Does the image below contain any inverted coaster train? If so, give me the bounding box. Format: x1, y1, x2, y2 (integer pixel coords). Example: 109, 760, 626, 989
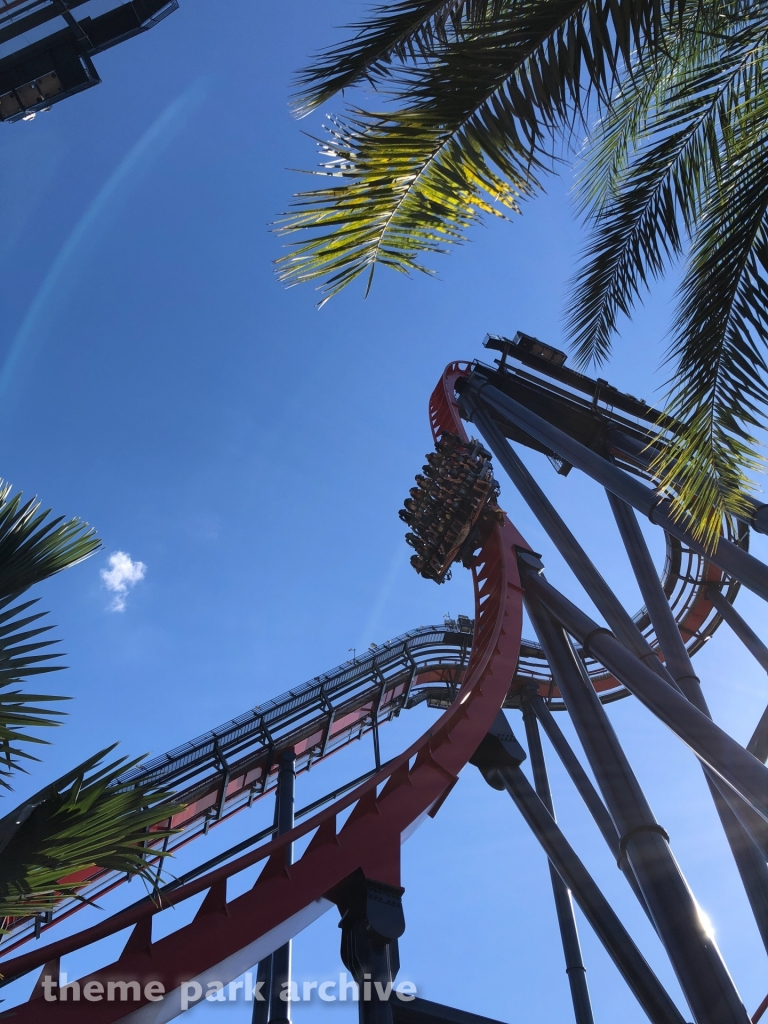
4, 335, 768, 1024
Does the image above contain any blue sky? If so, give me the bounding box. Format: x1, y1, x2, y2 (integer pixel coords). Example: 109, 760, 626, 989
1, 0, 768, 1020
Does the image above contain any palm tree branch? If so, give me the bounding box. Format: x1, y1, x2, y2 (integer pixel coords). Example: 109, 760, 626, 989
651, 114, 768, 546
0, 483, 100, 601
0, 748, 183, 919
294, 0, 494, 114
280, 0, 725, 299
277, 101, 542, 302
0, 598, 77, 786
279, 0, 630, 297
566, 19, 768, 366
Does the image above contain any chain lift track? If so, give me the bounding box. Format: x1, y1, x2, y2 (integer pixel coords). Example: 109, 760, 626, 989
5, 339, 768, 1024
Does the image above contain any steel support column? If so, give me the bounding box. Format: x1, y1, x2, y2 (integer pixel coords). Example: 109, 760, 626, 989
528, 692, 652, 919
608, 493, 768, 954
706, 586, 768, 674
470, 714, 686, 1024
749, 705, 768, 764
269, 750, 297, 1024
522, 701, 595, 1024
331, 871, 405, 1024
463, 400, 668, 682
524, 570, 768, 825
252, 957, 273, 1024
458, 377, 768, 603
523, 589, 750, 1024
527, 695, 619, 854
465, 398, 768, 866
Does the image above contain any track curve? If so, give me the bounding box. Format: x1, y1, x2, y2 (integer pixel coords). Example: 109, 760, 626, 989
1, 362, 529, 1022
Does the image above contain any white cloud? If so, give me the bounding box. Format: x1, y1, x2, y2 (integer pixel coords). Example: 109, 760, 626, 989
100, 551, 147, 612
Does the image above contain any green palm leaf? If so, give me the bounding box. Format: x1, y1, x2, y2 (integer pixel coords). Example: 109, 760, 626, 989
279, 0, 702, 300
284, 0, 768, 539
0, 596, 71, 787
565, 15, 768, 543
0, 748, 181, 920
277, 107, 538, 303
0, 482, 100, 601
655, 98, 768, 546
0, 486, 177, 922
295, 0, 493, 114
568, 13, 768, 365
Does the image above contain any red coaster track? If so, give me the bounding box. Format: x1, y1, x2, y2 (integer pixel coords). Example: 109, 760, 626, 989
0, 362, 528, 1022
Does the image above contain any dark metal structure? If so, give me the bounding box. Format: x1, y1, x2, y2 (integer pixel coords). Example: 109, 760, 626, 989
1, 620, 474, 952
3, 335, 768, 1024
0, 0, 177, 122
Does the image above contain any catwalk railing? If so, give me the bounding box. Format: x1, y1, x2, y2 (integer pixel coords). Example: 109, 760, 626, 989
0, 620, 473, 953
0, 358, 528, 1024
4, 341, 768, 1024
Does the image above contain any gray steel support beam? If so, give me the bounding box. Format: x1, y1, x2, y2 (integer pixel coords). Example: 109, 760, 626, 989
524, 570, 768, 825
252, 957, 273, 1024
463, 400, 669, 681
706, 587, 768, 673
334, 873, 404, 1024
523, 592, 750, 1024
749, 705, 768, 764
471, 716, 687, 1024
458, 376, 768, 603
528, 694, 619, 854
608, 494, 768, 952
522, 702, 595, 1024
528, 693, 652, 919
608, 428, 768, 539
606, 495, 700, 691
466, 397, 768, 880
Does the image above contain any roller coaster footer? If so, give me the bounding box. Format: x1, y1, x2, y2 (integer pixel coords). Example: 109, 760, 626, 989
251, 740, 502, 1024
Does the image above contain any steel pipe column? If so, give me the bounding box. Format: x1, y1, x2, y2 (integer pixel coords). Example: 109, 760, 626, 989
524, 588, 750, 1024
470, 715, 686, 1024
332, 872, 405, 1024
522, 701, 595, 1024
706, 587, 768, 674
608, 494, 768, 954
465, 398, 768, 876
526, 695, 619, 853
458, 376, 768, 604
527, 693, 652, 919
252, 957, 273, 1024
524, 571, 768, 824
462, 400, 669, 682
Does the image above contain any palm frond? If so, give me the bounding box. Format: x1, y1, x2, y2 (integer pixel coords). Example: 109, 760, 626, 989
0, 597, 73, 787
277, 106, 539, 303
280, 0, 703, 299
651, 95, 768, 547
567, 11, 768, 366
0, 748, 181, 919
294, 0, 496, 115
0, 482, 100, 602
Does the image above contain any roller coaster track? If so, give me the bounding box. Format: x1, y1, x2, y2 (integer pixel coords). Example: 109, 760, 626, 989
0, 361, 529, 1022
3, 340, 762, 1023
1, 619, 475, 951
0, 337, 741, 956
